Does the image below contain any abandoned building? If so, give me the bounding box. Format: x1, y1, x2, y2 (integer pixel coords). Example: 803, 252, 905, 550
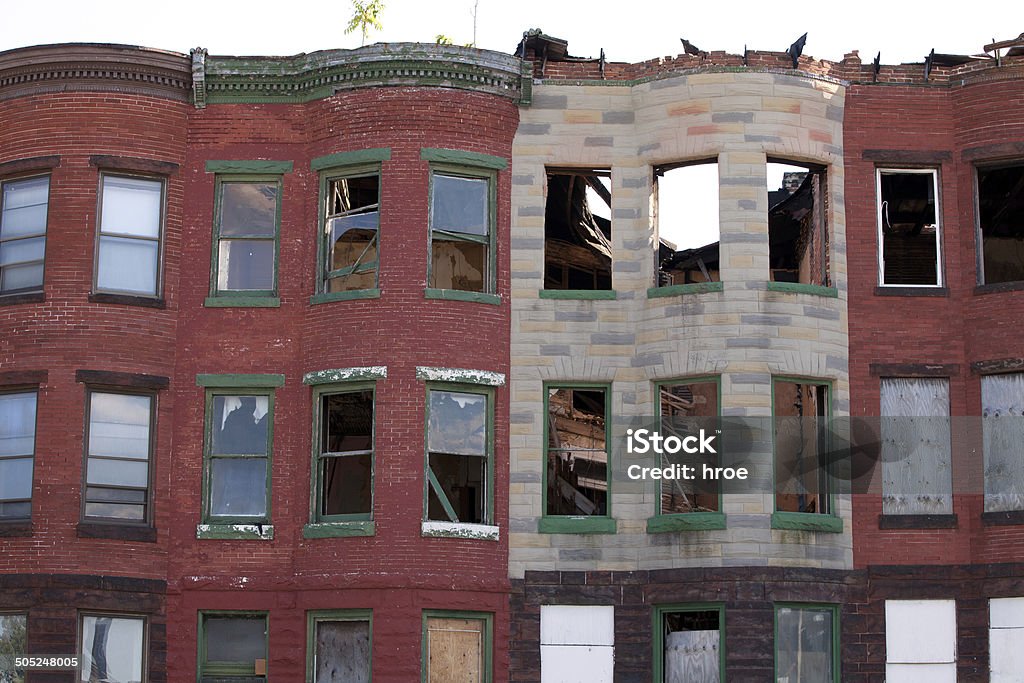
2, 27, 1024, 683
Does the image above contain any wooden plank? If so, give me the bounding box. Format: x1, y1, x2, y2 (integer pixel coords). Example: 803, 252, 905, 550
428, 618, 483, 683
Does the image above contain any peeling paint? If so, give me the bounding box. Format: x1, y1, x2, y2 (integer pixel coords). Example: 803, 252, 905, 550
421, 521, 500, 540
415, 366, 506, 386
303, 366, 387, 385
195, 524, 275, 540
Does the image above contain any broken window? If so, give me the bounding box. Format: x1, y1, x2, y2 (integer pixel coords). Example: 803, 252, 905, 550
982, 373, 1024, 512
977, 162, 1024, 284
880, 378, 951, 515
656, 607, 722, 683
423, 612, 490, 683
0, 613, 27, 683
885, 600, 956, 681
877, 168, 941, 286
429, 170, 493, 293
659, 380, 719, 513
775, 605, 837, 683
205, 392, 272, 522
773, 380, 830, 515
309, 611, 371, 683
316, 389, 374, 520
212, 178, 279, 296
425, 389, 490, 524
0, 174, 49, 294
544, 169, 612, 290
768, 161, 829, 286
79, 614, 145, 683
199, 613, 267, 682
655, 161, 720, 286
84, 391, 153, 522
0, 390, 36, 520
323, 172, 379, 293
546, 386, 608, 517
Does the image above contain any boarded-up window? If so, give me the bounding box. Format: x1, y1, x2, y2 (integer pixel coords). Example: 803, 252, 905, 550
546, 387, 608, 516
312, 616, 371, 683
982, 374, 1024, 512
657, 607, 721, 683
776, 605, 836, 683
885, 600, 956, 683
877, 168, 941, 286
540, 605, 614, 683
773, 381, 830, 514
659, 381, 719, 513
990, 597, 1024, 682
880, 378, 952, 514
424, 614, 488, 683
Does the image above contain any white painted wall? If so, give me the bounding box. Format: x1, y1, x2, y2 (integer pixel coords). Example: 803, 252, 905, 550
540, 605, 614, 683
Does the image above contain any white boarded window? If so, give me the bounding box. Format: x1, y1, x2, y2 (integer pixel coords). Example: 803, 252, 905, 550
982, 374, 1024, 512
885, 600, 956, 682
540, 605, 613, 683
880, 378, 952, 514
990, 597, 1024, 682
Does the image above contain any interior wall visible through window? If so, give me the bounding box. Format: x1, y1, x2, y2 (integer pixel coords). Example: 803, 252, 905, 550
768, 161, 829, 286
977, 162, 1024, 285
877, 168, 941, 286
544, 168, 612, 290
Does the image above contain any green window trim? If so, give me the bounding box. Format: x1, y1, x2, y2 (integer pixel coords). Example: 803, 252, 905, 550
542, 382, 614, 530
316, 162, 382, 298
310, 383, 376, 525
197, 611, 268, 681
770, 511, 843, 533
415, 367, 505, 387
304, 367, 387, 385
305, 610, 373, 683
426, 161, 498, 297
208, 174, 283, 301
205, 160, 294, 175
766, 281, 839, 297
196, 374, 286, 388
201, 387, 276, 526
652, 603, 726, 683
771, 376, 837, 519
539, 289, 618, 300
422, 383, 495, 527
774, 603, 841, 683
421, 610, 493, 683
647, 282, 724, 298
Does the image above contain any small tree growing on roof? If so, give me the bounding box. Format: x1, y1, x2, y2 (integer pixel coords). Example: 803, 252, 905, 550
346, 0, 386, 46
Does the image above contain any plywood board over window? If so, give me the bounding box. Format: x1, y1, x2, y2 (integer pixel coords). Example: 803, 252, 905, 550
423, 613, 490, 683
982, 374, 1024, 512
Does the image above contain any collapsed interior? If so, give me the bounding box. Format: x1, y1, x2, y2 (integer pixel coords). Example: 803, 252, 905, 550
774, 381, 829, 514
877, 169, 940, 286
978, 162, 1024, 284
660, 381, 719, 513
325, 174, 379, 293
544, 169, 612, 290
656, 161, 720, 286
767, 161, 829, 286
546, 387, 607, 516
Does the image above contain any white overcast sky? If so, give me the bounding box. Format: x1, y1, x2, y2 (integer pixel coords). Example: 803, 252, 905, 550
1, 1, 1019, 250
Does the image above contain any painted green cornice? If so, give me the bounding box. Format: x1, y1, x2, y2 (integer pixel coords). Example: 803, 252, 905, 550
197, 43, 529, 106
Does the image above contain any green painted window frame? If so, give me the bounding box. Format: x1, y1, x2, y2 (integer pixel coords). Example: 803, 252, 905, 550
424, 155, 499, 299
0, 172, 50, 296
79, 611, 149, 683
770, 376, 841, 532
305, 609, 373, 683
306, 382, 376, 537
314, 157, 384, 304
652, 603, 725, 683
205, 173, 283, 307
773, 603, 840, 683
200, 385, 276, 530
422, 382, 495, 528
0, 388, 38, 521
540, 382, 616, 534
93, 172, 166, 299
197, 611, 268, 682
81, 387, 156, 526
420, 610, 492, 683
648, 377, 725, 533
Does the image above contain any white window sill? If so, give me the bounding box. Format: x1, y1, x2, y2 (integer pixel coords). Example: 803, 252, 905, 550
421, 521, 499, 540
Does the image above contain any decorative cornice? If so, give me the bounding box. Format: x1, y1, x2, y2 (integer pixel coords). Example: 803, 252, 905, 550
201, 43, 528, 105
0, 43, 191, 102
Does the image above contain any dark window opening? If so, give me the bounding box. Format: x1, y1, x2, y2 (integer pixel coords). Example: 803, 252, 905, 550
878, 169, 940, 286
318, 390, 373, 519
769, 162, 829, 286
426, 390, 489, 524
544, 169, 612, 290
659, 381, 719, 513
978, 162, 1024, 284
655, 161, 720, 286
546, 387, 607, 516
774, 380, 830, 515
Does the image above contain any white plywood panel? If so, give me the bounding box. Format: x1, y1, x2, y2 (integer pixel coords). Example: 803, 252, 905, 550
982, 374, 1024, 512
991, 597, 1024, 628
540, 605, 614, 646
991, 628, 1024, 682
885, 663, 957, 683
540, 645, 613, 683
885, 600, 956, 663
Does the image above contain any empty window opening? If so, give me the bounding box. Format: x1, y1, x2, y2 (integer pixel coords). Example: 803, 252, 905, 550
544, 169, 612, 290
546, 387, 608, 516
774, 380, 830, 515
426, 390, 489, 524
877, 168, 941, 286
768, 161, 829, 286
659, 381, 719, 513
325, 174, 379, 293
319, 390, 374, 519
660, 609, 721, 683
655, 161, 720, 286
978, 162, 1024, 284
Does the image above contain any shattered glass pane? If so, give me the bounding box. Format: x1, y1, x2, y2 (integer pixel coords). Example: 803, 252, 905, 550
428, 391, 486, 456
432, 174, 487, 235
427, 452, 485, 523
326, 175, 379, 291
430, 239, 485, 291
212, 396, 269, 456
220, 182, 277, 237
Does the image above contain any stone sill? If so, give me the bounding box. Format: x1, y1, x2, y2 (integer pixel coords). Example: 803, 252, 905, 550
421, 521, 499, 540
647, 512, 726, 532
303, 521, 375, 538
770, 512, 843, 533
196, 523, 274, 540
538, 516, 617, 534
